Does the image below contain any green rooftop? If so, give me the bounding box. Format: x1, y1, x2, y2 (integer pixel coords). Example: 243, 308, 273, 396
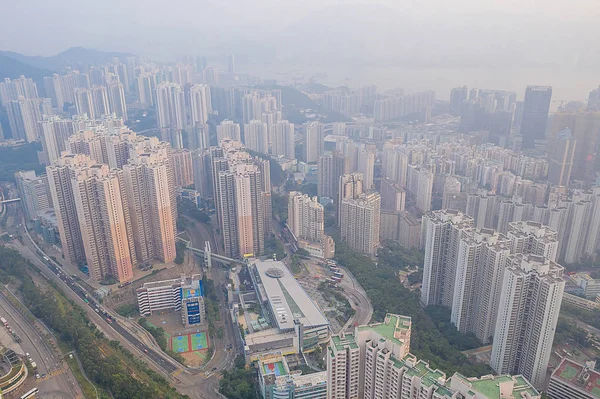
453, 373, 539, 399
357, 314, 411, 347
420, 370, 445, 387
331, 334, 358, 351
404, 359, 430, 379
433, 383, 455, 398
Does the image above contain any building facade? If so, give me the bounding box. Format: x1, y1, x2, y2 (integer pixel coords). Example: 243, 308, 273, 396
340, 192, 381, 255
136, 274, 205, 326
490, 254, 565, 387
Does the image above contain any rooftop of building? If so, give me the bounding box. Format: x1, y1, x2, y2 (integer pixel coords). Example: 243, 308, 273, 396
253, 261, 329, 331
331, 333, 358, 351
244, 328, 297, 349
138, 274, 203, 292
404, 358, 445, 386
274, 371, 327, 390
257, 352, 289, 378
357, 313, 411, 347
551, 358, 600, 397
452, 373, 539, 399
572, 273, 599, 283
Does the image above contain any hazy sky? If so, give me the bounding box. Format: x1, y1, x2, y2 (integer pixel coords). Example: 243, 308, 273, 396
1, 0, 598, 102
1, 0, 598, 56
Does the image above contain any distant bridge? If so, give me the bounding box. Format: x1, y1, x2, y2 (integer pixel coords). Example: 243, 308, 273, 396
0, 198, 21, 204
176, 238, 246, 268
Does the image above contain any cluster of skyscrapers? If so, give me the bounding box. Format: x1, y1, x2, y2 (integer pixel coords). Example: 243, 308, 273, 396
15, 116, 178, 284
5, 51, 600, 399
374, 90, 436, 122
421, 211, 564, 386
0, 70, 127, 144
320, 85, 377, 117
452, 85, 552, 149
192, 139, 272, 258
46, 126, 177, 283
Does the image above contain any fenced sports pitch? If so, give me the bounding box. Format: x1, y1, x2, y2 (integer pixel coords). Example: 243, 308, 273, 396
170, 332, 208, 353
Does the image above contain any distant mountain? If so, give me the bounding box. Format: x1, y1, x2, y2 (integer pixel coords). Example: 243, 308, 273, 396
300, 82, 331, 94
0, 47, 134, 72
0, 54, 54, 82
256, 84, 317, 110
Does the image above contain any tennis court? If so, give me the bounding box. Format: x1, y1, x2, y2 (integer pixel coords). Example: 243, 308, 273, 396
171, 335, 191, 353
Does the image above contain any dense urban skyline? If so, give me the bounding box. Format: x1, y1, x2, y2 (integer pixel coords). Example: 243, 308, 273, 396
1, 7, 600, 399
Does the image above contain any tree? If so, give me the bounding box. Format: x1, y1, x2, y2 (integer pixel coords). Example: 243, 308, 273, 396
0, 142, 44, 182
177, 198, 210, 224
264, 235, 286, 260
174, 241, 186, 264
296, 248, 311, 258
219, 355, 259, 399
271, 193, 288, 225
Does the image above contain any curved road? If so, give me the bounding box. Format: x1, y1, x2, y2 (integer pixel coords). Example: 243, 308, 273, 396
337, 264, 373, 331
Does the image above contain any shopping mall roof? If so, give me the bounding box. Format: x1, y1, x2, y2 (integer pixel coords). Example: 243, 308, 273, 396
253, 260, 329, 331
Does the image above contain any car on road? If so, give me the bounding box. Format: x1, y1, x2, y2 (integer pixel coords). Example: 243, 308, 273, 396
212, 367, 217, 371
41, 373, 46, 378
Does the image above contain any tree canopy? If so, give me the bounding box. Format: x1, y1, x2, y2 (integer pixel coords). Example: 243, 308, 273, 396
0, 245, 187, 399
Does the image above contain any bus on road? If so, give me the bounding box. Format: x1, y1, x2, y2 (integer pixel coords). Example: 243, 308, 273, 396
21, 388, 39, 398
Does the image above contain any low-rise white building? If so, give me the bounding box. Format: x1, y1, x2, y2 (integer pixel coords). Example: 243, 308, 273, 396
136, 274, 205, 326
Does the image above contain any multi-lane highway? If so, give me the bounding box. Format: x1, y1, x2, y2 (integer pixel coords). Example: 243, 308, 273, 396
0, 292, 81, 399
15, 225, 180, 375
10, 211, 233, 399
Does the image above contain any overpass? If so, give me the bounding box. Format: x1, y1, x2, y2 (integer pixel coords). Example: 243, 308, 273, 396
0, 198, 21, 204
176, 237, 247, 268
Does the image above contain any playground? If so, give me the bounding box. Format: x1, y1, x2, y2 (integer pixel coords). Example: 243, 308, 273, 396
171, 332, 208, 353
263, 361, 286, 377
169, 332, 210, 367
144, 311, 211, 367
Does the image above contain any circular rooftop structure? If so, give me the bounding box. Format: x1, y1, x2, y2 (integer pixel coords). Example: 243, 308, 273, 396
265, 267, 285, 279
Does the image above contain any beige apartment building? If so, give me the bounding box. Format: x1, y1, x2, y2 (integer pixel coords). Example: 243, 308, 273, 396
48, 127, 178, 282
171, 148, 194, 188
211, 141, 270, 259
123, 150, 177, 264
71, 163, 136, 282
46, 154, 95, 267
287, 192, 335, 259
